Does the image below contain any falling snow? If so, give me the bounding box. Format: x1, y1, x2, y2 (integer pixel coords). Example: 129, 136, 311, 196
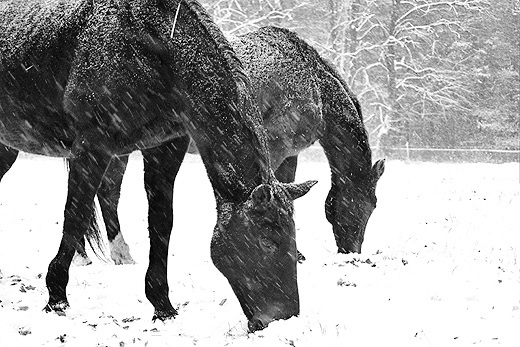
0, 151, 518, 346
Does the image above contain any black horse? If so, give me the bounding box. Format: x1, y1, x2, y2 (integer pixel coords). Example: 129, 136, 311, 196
234, 27, 385, 254
4, 26, 385, 264
0, 0, 315, 332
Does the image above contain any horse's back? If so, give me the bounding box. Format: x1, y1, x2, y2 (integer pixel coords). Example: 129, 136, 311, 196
231, 28, 321, 120
231, 28, 323, 166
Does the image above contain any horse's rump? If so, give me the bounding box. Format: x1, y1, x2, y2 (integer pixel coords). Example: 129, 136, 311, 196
0, 0, 90, 70
231, 29, 320, 120
230, 28, 324, 165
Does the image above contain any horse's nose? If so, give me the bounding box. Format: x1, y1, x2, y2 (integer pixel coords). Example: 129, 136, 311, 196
248, 301, 299, 333
347, 241, 362, 254
350, 240, 362, 253
248, 318, 265, 333
338, 244, 361, 254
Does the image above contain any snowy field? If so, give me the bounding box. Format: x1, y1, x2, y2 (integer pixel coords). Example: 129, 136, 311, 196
0, 152, 519, 347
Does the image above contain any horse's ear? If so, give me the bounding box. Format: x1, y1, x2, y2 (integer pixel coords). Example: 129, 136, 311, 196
372, 159, 385, 180
283, 180, 318, 200
250, 184, 274, 207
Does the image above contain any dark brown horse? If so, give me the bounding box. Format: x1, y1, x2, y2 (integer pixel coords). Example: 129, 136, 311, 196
6, 26, 385, 263
1, 1, 315, 332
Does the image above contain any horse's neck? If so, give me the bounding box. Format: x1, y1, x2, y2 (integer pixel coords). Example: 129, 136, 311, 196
187, 92, 270, 203
195, 129, 268, 203
318, 69, 372, 188
172, 1, 271, 202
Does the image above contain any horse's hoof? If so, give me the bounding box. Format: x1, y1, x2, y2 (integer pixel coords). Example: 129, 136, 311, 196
110, 234, 136, 265
112, 254, 136, 265
152, 309, 178, 322
43, 301, 69, 315
72, 252, 93, 266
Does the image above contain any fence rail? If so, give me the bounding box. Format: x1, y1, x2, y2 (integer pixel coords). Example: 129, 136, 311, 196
378, 146, 519, 163
302, 145, 520, 163
382, 147, 519, 154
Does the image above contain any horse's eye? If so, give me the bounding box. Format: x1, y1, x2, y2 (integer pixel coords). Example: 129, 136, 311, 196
259, 236, 278, 254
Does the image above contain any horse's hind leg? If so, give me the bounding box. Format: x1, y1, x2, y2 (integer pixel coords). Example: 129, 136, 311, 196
0, 145, 18, 181
72, 155, 133, 266
45, 140, 112, 312
274, 156, 298, 183
142, 135, 189, 320
97, 155, 135, 265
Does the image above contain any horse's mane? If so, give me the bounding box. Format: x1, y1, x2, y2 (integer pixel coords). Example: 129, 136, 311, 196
182, 0, 270, 182
0, 0, 92, 70
261, 26, 372, 179
319, 58, 363, 121
182, 1, 246, 85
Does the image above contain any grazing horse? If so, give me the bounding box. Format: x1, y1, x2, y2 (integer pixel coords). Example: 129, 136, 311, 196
1, 25, 385, 261
35, 25, 384, 261
235, 27, 385, 253
0, 0, 316, 332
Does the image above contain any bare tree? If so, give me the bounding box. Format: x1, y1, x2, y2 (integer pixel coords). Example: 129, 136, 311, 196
315, 0, 490, 150
202, 0, 308, 35
201, 0, 507, 151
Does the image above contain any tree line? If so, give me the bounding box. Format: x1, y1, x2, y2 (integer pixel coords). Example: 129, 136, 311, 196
200, 0, 519, 153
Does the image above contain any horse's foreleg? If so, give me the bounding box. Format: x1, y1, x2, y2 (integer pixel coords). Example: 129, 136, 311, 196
142, 136, 189, 321
97, 155, 134, 265
274, 156, 298, 183
0, 145, 18, 180
45, 143, 112, 313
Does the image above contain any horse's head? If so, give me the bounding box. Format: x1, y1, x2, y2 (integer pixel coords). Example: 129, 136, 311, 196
326, 159, 385, 253
211, 180, 316, 332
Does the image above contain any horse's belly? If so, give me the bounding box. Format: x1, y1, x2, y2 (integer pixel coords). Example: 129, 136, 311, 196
0, 96, 74, 156
0, 116, 74, 157
123, 117, 187, 153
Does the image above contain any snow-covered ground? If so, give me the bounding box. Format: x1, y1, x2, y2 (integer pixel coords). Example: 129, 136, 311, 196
0, 152, 519, 346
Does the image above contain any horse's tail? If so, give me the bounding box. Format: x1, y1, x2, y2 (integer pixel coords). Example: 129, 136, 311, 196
85, 205, 107, 260
62, 159, 106, 259
261, 26, 363, 121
